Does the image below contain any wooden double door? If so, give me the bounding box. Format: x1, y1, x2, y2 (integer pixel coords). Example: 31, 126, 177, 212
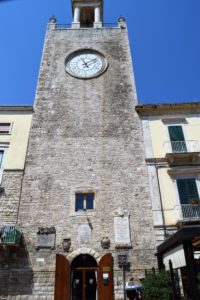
71, 268, 97, 300
54, 253, 113, 300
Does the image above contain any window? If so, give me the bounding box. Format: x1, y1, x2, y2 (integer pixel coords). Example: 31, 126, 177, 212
0, 123, 11, 134
168, 125, 187, 152
177, 178, 199, 204
0, 150, 4, 167
75, 193, 94, 211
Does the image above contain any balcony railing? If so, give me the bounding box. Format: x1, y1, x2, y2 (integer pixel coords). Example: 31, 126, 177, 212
0, 226, 21, 245
179, 204, 200, 221
164, 140, 200, 154
55, 23, 119, 29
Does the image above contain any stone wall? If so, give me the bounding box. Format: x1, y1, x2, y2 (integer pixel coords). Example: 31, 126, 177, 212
0, 171, 23, 227
1, 24, 157, 299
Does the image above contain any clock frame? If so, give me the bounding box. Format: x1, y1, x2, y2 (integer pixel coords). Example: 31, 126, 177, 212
65, 49, 108, 79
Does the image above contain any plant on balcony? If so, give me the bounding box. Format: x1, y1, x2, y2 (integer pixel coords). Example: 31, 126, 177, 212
190, 198, 200, 206
0, 226, 21, 245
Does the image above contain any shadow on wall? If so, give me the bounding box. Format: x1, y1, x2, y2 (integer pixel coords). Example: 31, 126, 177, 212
0, 236, 33, 296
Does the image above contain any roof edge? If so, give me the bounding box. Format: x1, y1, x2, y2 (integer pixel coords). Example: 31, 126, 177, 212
0, 106, 34, 112
136, 102, 200, 116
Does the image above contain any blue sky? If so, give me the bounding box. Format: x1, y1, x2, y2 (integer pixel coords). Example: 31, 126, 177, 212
0, 0, 200, 105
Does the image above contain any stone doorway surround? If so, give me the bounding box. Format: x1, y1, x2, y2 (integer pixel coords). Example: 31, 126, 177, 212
67, 246, 101, 264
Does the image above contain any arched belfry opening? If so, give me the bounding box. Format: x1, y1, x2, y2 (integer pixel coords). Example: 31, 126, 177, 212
72, 0, 103, 28
80, 7, 95, 27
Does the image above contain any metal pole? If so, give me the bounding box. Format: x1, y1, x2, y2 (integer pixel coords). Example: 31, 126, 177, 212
169, 260, 176, 300
123, 264, 126, 300
183, 240, 199, 300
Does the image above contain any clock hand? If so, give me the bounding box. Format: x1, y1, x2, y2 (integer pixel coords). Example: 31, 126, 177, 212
86, 58, 97, 65
81, 58, 89, 68
83, 58, 97, 68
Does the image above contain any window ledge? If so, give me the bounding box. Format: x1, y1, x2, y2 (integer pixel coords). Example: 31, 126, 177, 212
70, 210, 96, 217
166, 152, 200, 165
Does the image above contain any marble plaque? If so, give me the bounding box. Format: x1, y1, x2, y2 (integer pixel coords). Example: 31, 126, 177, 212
36, 233, 55, 249
114, 208, 131, 248
78, 224, 91, 245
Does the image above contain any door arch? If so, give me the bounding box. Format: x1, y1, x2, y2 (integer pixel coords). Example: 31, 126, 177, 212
54, 253, 113, 300
71, 254, 98, 300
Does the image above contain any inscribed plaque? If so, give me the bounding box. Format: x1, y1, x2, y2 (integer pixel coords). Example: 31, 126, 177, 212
36, 233, 55, 249
78, 224, 91, 245
114, 208, 131, 248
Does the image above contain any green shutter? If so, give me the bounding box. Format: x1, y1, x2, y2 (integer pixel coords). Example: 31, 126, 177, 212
168, 126, 187, 152
168, 126, 185, 142
177, 179, 199, 204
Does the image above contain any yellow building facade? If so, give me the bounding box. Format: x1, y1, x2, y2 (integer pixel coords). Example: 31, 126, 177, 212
0, 106, 33, 226
136, 102, 200, 242
0, 107, 33, 169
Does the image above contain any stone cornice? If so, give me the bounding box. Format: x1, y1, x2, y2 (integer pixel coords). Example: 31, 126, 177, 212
135, 102, 200, 116
0, 106, 33, 112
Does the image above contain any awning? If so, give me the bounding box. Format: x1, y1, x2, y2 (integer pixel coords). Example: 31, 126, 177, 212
163, 244, 186, 269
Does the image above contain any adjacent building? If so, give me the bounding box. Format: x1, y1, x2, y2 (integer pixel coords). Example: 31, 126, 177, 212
0, 106, 33, 295
136, 102, 200, 299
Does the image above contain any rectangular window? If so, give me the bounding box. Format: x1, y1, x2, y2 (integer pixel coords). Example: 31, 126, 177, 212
177, 178, 199, 204
75, 193, 94, 211
168, 125, 187, 152
0, 150, 4, 168
0, 123, 11, 134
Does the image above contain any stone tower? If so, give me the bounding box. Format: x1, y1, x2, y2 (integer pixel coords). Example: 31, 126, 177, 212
14, 0, 157, 298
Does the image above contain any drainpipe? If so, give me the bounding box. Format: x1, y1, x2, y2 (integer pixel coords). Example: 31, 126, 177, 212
155, 164, 167, 238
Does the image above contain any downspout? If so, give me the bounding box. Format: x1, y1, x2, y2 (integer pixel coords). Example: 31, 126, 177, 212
155, 164, 167, 238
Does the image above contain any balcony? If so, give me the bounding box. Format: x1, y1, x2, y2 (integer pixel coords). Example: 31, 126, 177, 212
176, 204, 200, 224
0, 226, 22, 246
163, 140, 200, 164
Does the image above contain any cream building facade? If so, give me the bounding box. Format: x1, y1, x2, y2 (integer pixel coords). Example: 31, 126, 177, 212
136, 102, 200, 241
0, 107, 33, 171
136, 102, 200, 299
0, 106, 33, 227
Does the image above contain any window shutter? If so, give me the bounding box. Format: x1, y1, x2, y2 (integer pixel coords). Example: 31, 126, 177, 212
54, 254, 70, 300
86, 193, 94, 209
168, 126, 187, 152
75, 194, 84, 211
98, 253, 113, 300
177, 179, 199, 204
168, 126, 185, 142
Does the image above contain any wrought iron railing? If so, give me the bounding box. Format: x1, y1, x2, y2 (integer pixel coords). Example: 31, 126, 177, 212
55, 24, 72, 29
102, 23, 119, 28
0, 226, 21, 245
180, 204, 200, 221
163, 140, 200, 154
55, 23, 119, 29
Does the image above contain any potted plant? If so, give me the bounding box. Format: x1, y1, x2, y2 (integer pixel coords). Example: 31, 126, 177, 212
190, 198, 200, 206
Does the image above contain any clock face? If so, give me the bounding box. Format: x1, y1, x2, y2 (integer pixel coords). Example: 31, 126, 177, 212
65, 49, 107, 79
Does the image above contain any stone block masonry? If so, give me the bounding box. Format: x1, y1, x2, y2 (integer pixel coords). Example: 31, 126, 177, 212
0, 171, 23, 227
0, 25, 157, 299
